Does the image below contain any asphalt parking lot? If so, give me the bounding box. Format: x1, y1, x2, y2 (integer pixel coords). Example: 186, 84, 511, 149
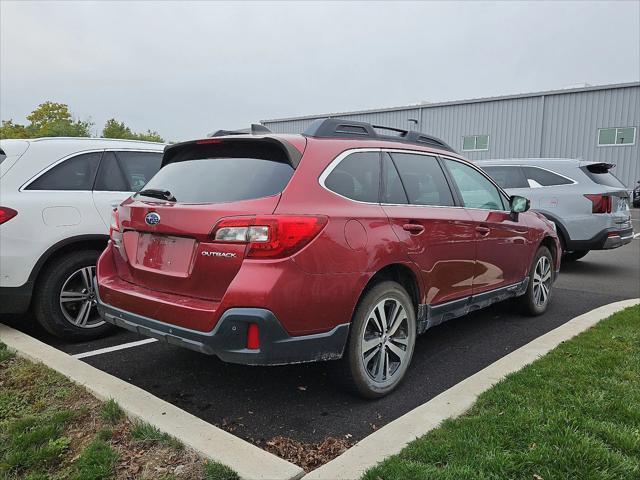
3, 212, 639, 448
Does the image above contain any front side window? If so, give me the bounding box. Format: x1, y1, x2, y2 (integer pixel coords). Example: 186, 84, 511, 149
598, 127, 636, 146
444, 159, 506, 210
389, 153, 454, 206
462, 134, 489, 151
522, 166, 573, 187
482, 166, 529, 189
27, 152, 102, 191
324, 151, 380, 203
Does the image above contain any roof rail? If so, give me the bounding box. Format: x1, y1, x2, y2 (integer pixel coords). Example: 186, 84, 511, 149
208, 124, 272, 138
303, 118, 455, 152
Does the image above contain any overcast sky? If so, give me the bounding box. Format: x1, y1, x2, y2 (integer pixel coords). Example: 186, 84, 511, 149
1, 1, 638, 141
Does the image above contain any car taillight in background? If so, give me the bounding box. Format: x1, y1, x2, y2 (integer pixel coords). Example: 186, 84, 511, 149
211, 215, 328, 259
584, 194, 612, 214
0, 207, 18, 225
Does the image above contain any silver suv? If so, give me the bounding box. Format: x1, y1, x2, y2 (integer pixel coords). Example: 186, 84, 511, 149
476, 158, 633, 262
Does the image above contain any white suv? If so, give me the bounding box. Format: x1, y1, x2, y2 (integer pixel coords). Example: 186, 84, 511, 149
0, 137, 164, 339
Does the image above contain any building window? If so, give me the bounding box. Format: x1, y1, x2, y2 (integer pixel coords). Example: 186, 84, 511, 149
462, 134, 489, 151
598, 127, 636, 146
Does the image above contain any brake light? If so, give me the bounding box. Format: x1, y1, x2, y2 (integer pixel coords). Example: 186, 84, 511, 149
0, 207, 17, 225
584, 194, 612, 213
211, 215, 328, 259
196, 139, 223, 145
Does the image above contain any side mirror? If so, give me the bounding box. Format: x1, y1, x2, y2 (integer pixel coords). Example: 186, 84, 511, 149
510, 195, 530, 213
509, 195, 530, 220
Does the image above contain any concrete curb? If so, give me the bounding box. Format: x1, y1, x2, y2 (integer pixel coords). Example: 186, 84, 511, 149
303, 298, 640, 480
0, 324, 304, 480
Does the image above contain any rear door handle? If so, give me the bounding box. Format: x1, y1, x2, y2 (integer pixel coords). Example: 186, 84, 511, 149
402, 223, 425, 234
475, 225, 491, 236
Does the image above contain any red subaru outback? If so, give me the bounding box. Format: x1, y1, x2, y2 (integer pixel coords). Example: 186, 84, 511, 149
96, 119, 560, 398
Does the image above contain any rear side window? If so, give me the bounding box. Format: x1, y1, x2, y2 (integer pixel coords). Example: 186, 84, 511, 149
382, 154, 408, 204
522, 167, 573, 187
390, 153, 454, 206
27, 152, 101, 191
482, 166, 529, 189
95, 151, 162, 192
138, 158, 294, 203
581, 165, 626, 188
324, 152, 380, 203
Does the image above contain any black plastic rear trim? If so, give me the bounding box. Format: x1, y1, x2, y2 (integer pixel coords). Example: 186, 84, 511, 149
162, 137, 303, 168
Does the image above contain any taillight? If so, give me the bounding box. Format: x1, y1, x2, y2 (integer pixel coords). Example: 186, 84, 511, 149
584, 194, 612, 213
211, 215, 328, 259
109, 209, 121, 238
0, 207, 17, 225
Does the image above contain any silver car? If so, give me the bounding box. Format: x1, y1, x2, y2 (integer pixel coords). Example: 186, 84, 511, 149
476, 158, 634, 262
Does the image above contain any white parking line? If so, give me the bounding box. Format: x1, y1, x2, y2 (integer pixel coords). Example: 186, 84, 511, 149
634, 233, 640, 239
73, 338, 158, 359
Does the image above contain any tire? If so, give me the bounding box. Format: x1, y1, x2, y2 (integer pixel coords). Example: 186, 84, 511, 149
333, 281, 416, 399
33, 250, 114, 340
562, 250, 589, 262
522, 246, 554, 316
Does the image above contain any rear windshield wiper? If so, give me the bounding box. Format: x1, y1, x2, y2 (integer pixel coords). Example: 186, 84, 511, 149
137, 189, 176, 202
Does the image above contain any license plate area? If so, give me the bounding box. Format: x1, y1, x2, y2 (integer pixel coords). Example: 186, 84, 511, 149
135, 233, 196, 276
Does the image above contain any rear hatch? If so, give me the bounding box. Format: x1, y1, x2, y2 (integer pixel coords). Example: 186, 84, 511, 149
112, 136, 304, 301
580, 162, 631, 228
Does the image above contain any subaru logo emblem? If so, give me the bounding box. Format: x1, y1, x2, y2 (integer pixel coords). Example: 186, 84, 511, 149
145, 212, 161, 226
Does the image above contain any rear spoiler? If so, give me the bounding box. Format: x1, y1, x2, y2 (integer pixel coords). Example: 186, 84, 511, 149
162, 136, 303, 168
580, 162, 615, 174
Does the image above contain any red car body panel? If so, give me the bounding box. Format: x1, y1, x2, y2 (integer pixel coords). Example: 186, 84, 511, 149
96, 132, 561, 364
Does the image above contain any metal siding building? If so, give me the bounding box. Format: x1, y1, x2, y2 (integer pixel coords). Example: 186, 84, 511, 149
262, 82, 640, 188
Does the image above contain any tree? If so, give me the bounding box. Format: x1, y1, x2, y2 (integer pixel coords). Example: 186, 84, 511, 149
25, 101, 92, 138
0, 120, 29, 139
102, 118, 133, 139
101, 118, 164, 143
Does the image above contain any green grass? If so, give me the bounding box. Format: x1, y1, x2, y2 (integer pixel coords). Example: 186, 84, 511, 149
364, 305, 640, 480
99, 399, 123, 424
0, 342, 14, 362
131, 420, 184, 450
203, 460, 241, 480
70, 439, 118, 480
0, 410, 73, 476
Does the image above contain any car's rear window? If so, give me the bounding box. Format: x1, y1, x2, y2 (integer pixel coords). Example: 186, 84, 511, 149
581, 165, 626, 188
137, 158, 294, 203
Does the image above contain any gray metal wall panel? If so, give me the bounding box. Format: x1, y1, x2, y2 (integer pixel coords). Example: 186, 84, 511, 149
263, 85, 639, 187
541, 87, 639, 187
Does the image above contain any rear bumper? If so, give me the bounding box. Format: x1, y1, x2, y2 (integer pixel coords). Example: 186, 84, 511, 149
95, 284, 349, 365
0, 283, 33, 314
566, 226, 634, 251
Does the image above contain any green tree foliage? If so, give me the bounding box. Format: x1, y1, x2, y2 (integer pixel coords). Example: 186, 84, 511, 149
0, 120, 29, 139
25, 101, 92, 138
0, 102, 163, 142
101, 118, 164, 142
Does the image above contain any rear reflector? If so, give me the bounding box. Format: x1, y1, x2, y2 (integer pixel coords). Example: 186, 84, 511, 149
584, 194, 612, 214
0, 207, 17, 225
247, 323, 260, 350
211, 215, 328, 259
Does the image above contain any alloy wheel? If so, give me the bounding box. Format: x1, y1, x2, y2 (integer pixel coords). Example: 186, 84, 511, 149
532, 255, 552, 308
360, 297, 411, 384
59, 266, 104, 328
